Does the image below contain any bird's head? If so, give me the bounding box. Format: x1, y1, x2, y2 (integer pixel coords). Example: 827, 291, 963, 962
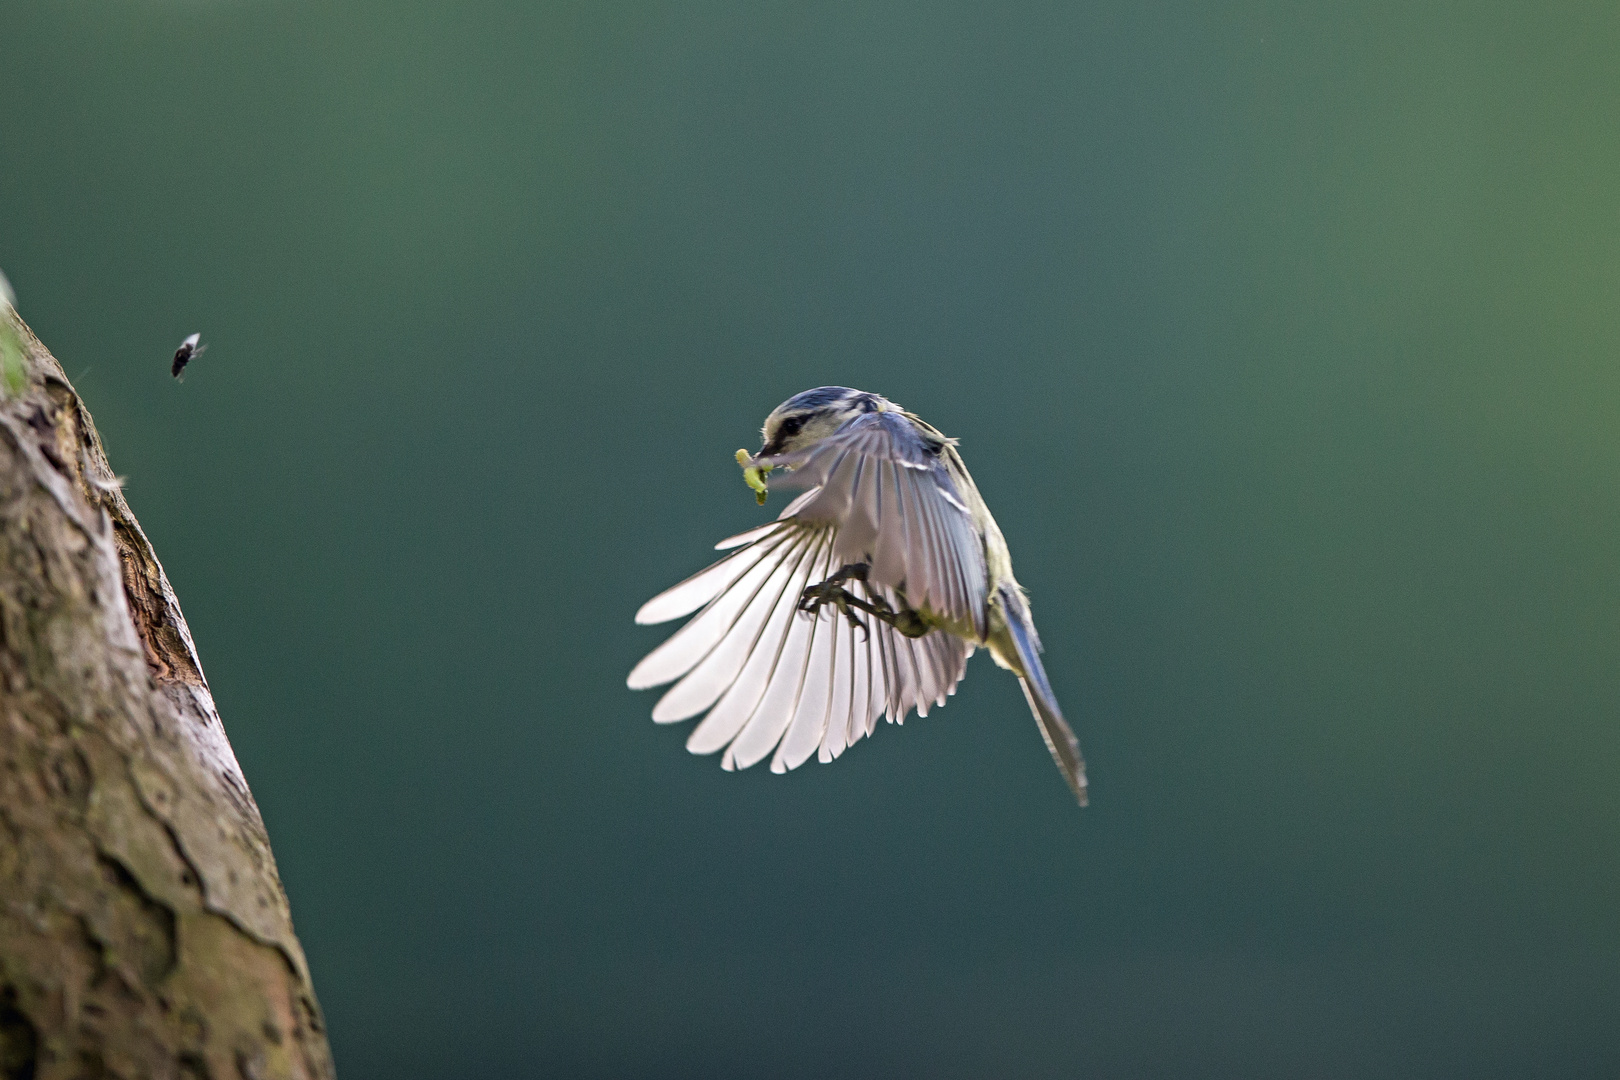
757, 386, 891, 458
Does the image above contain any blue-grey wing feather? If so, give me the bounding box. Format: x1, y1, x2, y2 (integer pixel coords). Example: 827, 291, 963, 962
763, 412, 988, 636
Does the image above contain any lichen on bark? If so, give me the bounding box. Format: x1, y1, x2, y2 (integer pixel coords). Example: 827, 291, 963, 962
0, 307, 334, 1080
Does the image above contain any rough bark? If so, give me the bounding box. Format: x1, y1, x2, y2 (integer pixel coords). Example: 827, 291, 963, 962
0, 307, 334, 1080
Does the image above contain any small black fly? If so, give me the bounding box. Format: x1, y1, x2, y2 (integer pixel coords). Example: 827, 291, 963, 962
172, 333, 207, 380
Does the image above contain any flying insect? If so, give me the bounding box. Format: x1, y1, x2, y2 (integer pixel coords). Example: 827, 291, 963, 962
171, 333, 206, 380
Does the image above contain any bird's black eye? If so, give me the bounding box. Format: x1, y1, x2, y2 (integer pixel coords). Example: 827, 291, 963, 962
776, 415, 805, 439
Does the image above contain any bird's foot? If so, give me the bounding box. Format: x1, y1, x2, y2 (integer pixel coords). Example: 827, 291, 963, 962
799, 564, 931, 639
798, 577, 873, 638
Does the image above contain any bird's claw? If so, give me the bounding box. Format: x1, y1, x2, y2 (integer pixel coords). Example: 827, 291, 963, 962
798, 579, 871, 638
798, 564, 920, 641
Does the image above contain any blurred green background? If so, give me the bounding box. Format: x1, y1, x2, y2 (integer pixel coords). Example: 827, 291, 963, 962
5, 1, 1620, 1076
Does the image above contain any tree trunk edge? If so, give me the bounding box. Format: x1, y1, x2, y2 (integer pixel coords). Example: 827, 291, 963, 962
0, 308, 336, 1080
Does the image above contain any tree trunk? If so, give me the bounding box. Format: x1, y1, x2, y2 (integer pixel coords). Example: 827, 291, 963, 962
0, 307, 334, 1080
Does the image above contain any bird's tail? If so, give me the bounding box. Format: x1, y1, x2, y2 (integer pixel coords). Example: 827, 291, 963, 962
999, 585, 1088, 806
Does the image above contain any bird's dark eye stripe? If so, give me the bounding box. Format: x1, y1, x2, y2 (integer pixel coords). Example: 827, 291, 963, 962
777, 415, 805, 438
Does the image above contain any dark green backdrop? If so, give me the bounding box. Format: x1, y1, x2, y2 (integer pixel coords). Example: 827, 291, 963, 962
6, 2, 1620, 1076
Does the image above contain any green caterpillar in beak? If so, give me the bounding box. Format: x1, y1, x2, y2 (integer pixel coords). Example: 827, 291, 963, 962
736, 449, 772, 505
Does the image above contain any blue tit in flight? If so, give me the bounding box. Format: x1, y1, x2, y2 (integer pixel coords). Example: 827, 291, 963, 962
628, 386, 1087, 805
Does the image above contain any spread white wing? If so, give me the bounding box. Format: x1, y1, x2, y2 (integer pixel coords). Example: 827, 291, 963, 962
628, 411, 989, 774
628, 518, 974, 772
